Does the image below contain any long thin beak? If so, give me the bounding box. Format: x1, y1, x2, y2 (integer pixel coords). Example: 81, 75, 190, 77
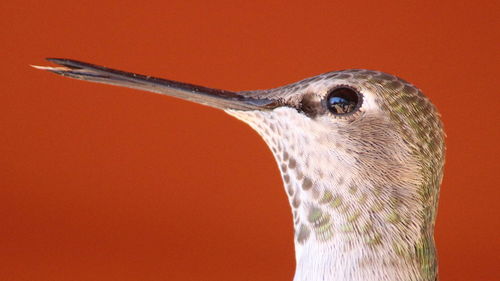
32, 58, 279, 111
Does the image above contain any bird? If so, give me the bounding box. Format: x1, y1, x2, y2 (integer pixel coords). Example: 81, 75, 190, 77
33, 58, 445, 281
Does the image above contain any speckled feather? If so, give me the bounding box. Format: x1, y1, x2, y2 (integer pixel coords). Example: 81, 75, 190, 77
228, 70, 445, 281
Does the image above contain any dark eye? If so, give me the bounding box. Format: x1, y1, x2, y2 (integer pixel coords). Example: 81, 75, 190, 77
326, 87, 361, 115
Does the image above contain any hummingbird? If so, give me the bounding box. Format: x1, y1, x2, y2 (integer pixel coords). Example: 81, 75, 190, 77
33, 58, 445, 281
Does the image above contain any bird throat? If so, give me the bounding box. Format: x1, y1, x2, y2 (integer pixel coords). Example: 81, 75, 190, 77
227, 107, 439, 281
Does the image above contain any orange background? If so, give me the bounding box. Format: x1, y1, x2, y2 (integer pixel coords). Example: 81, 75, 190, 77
1, 1, 498, 280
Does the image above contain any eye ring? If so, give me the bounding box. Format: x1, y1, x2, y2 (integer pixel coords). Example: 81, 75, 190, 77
325, 86, 363, 116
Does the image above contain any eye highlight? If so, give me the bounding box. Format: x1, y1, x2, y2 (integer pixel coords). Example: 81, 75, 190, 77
326, 87, 361, 115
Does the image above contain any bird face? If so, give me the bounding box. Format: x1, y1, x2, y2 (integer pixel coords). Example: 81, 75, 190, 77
227, 70, 445, 248
35, 60, 445, 280
34, 60, 444, 245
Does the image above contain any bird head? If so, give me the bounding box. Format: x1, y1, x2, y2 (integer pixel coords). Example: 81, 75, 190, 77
227, 70, 445, 250
34, 60, 445, 280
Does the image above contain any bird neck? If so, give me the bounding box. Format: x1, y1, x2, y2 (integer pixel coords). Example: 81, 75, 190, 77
283, 174, 438, 281
291, 210, 437, 281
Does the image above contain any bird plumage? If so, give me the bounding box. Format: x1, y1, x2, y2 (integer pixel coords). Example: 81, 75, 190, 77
229, 70, 444, 281
34, 60, 445, 281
